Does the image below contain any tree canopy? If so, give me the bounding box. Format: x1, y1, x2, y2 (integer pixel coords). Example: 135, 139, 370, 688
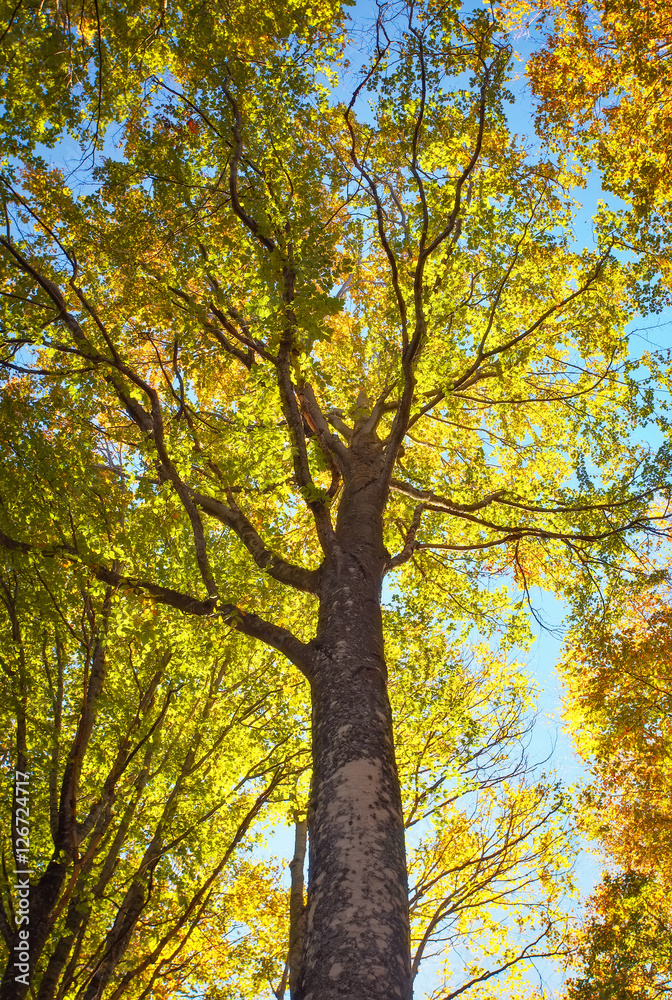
0, 0, 670, 998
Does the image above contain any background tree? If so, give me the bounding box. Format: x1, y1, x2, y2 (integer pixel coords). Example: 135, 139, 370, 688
0, 0, 669, 998
502, 0, 672, 216
558, 573, 672, 998
565, 872, 672, 1000
392, 618, 577, 999
486, 5, 672, 988
501, 0, 672, 312
0, 385, 308, 999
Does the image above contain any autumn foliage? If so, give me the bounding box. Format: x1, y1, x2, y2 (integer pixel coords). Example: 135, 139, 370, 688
560, 575, 672, 996
0, 0, 671, 997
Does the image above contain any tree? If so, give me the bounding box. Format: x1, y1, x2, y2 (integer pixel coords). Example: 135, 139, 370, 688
0, 568, 296, 1000
0, 385, 308, 999
565, 872, 672, 1000
563, 578, 672, 876
0, 389, 579, 1000
502, 0, 672, 215
0, 1, 668, 998
501, 0, 672, 314
558, 575, 672, 997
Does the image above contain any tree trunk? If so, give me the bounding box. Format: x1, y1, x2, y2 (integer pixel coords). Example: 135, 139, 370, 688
297, 455, 412, 1000
288, 817, 307, 997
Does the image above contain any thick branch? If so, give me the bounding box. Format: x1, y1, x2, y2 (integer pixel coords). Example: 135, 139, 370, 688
189, 488, 320, 594
415, 515, 656, 553
386, 504, 425, 571
207, 302, 275, 364
389, 479, 507, 514
275, 270, 336, 553
298, 383, 349, 470
1, 242, 224, 599
0, 532, 313, 677
222, 76, 277, 254
390, 478, 653, 521
383, 479, 661, 559
220, 606, 312, 677
344, 35, 408, 347
382, 50, 493, 480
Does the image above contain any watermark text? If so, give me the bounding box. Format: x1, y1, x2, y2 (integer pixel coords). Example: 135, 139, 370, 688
13, 771, 30, 986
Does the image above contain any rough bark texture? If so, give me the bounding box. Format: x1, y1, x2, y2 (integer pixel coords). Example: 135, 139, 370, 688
296, 447, 412, 1000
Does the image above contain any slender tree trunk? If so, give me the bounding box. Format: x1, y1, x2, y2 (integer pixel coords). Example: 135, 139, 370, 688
80, 881, 147, 1000
297, 454, 412, 1000
288, 817, 307, 998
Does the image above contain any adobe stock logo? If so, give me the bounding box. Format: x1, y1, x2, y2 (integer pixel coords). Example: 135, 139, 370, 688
13, 771, 31, 987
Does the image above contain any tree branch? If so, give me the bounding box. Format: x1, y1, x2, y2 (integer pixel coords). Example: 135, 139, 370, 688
222, 75, 277, 254
275, 269, 336, 553
389, 479, 507, 514
0, 532, 313, 677
189, 488, 320, 594
298, 383, 349, 469
386, 504, 426, 571
440, 931, 558, 1000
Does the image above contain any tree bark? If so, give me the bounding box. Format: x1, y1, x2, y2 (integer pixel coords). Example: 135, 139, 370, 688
297, 451, 412, 1000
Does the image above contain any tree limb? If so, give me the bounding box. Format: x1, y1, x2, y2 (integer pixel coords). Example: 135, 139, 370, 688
189, 489, 320, 594
0, 531, 313, 677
